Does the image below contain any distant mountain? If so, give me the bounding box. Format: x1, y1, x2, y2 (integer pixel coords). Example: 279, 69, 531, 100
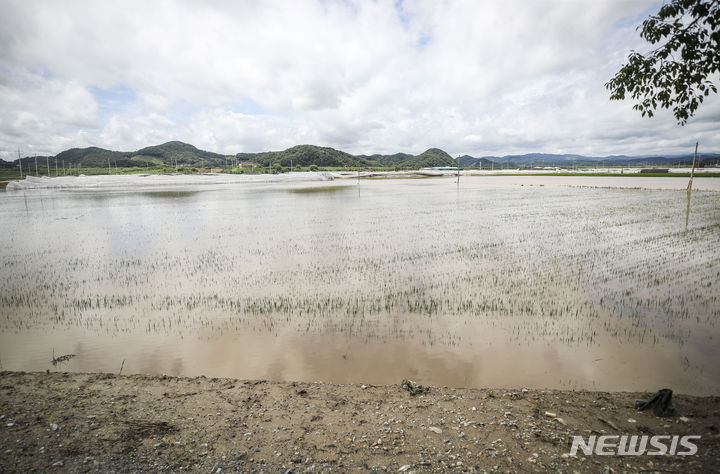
496, 153, 587, 163
458, 155, 496, 168
463, 152, 720, 168
3, 141, 719, 170
236, 144, 367, 168
132, 141, 228, 166
236, 145, 457, 169
5, 142, 460, 170
357, 152, 414, 166
55, 147, 134, 168
404, 148, 457, 168
42, 141, 229, 169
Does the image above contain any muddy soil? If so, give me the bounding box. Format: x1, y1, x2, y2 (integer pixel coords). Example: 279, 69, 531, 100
0, 371, 718, 472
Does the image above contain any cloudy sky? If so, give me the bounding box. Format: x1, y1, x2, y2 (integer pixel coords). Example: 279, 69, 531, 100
0, 0, 718, 160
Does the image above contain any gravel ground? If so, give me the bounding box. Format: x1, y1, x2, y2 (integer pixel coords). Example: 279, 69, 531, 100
0, 371, 718, 472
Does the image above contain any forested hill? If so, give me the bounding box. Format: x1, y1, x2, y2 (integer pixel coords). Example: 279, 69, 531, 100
4, 142, 459, 169
237, 145, 458, 168
3, 141, 719, 169
33, 141, 229, 169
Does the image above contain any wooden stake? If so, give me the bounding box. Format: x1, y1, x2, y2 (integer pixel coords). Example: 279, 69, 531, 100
685, 142, 698, 230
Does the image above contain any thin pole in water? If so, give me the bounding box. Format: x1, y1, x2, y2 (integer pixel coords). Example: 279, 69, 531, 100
685, 142, 699, 230
457, 155, 460, 184
688, 141, 698, 189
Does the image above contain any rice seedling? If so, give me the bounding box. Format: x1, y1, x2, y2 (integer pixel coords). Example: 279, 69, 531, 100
0, 177, 718, 392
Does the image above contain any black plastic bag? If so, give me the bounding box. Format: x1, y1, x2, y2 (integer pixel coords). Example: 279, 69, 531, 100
635, 388, 675, 417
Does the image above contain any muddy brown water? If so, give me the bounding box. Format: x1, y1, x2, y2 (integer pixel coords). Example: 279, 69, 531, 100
1, 176, 718, 394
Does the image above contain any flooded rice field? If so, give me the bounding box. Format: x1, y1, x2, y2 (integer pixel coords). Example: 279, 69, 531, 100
1, 176, 719, 394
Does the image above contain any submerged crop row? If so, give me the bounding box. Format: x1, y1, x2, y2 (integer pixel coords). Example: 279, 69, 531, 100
0, 181, 718, 376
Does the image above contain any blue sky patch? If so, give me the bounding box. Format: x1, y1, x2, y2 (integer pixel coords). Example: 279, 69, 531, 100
89, 84, 136, 119
228, 96, 266, 116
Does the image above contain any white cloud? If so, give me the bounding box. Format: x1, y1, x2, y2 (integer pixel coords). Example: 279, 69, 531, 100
0, 0, 718, 161
0, 68, 99, 157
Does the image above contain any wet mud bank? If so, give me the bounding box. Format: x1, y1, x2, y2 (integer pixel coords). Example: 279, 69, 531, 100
1, 371, 719, 472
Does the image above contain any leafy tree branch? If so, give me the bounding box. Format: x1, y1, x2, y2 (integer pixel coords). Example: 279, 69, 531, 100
606, 0, 719, 124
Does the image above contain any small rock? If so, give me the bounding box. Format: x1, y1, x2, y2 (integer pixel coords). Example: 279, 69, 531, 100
52, 461, 64, 467
627, 418, 636, 423
361, 384, 368, 389
401, 379, 429, 396
428, 427, 442, 434
544, 412, 556, 418
398, 465, 412, 472
50, 423, 58, 431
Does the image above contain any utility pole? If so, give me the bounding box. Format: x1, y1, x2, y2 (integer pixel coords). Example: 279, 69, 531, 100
46, 156, 50, 176
55, 157, 58, 176
35, 156, 38, 175
18, 148, 23, 178
108, 157, 111, 175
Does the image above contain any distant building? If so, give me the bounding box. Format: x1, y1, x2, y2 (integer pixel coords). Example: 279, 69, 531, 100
239, 162, 259, 168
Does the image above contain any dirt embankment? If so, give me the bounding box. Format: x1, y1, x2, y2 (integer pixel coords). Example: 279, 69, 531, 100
0, 371, 718, 472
